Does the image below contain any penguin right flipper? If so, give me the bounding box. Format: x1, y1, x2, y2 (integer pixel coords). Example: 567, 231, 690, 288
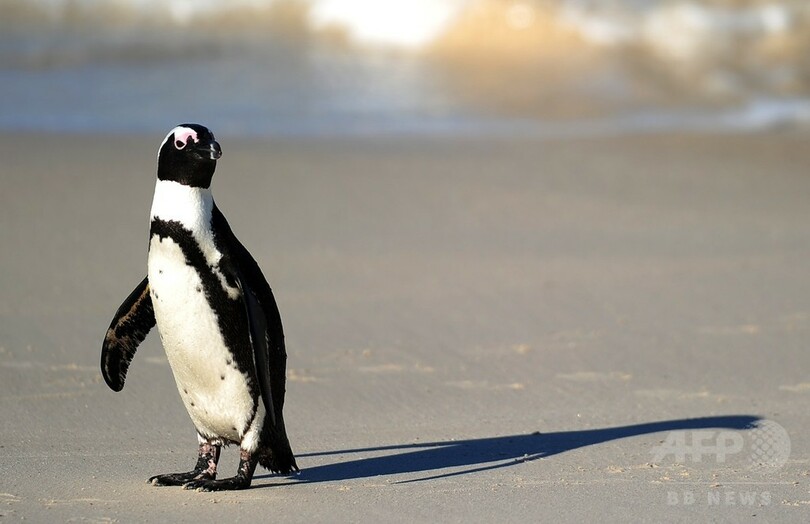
101, 277, 156, 392
211, 205, 297, 474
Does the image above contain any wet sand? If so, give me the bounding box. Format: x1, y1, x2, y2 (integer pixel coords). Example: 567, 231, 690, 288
1, 130, 810, 521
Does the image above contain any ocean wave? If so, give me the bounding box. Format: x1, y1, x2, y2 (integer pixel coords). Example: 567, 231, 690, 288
3, 0, 810, 136
426, 0, 810, 118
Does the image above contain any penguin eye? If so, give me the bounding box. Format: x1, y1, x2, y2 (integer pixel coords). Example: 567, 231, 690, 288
174, 139, 186, 150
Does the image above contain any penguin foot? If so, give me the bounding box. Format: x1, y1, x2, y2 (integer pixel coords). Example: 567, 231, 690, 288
148, 440, 221, 486
183, 476, 251, 492
184, 448, 258, 492
149, 470, 214, 486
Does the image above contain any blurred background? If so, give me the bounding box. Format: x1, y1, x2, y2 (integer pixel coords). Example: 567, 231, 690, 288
4, 0, 810, 138
5, 4, 810, 519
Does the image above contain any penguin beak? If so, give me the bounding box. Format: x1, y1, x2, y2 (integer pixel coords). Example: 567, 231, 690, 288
192, 139, 222, 161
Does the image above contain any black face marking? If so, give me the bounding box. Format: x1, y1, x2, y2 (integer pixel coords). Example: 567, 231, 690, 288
157, 124, 221, 188
149, 218, 259, 422
221, 375, 225, 380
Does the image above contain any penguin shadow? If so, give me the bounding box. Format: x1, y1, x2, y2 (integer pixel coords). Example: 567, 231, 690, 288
256, 415, 761, 486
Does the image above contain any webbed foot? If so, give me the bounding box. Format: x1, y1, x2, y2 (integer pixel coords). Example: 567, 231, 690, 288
149, 470, 213, 486
184, 448, 258, 492
183, 475, 251, 491
148, 441, 221, 487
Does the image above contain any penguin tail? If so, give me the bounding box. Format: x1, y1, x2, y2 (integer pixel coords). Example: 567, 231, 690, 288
259, 421, 299, 475
259, 433, 299, 474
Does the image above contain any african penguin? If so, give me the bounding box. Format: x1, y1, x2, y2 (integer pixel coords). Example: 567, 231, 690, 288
101, 123, 297, 491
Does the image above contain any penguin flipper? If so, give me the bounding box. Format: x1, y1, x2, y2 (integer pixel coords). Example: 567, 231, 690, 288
101, 277, 155, 391
212, 205, 297, 473
242, 282, 277, 427
232, 255, 298, 473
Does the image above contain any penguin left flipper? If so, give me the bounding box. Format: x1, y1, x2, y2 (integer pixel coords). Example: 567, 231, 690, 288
101, 277, 156, 391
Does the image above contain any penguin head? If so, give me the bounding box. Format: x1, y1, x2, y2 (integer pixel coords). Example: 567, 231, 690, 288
157, 124, 222, 188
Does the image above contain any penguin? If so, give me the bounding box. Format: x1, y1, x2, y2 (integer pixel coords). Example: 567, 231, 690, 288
101, 123, 297, 491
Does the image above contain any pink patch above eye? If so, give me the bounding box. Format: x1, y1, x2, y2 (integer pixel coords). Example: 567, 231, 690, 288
173, 128, 199, 150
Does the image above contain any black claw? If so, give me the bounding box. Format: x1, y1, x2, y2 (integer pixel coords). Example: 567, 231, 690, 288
183, 477, 251, 492
149, 471, 210, 486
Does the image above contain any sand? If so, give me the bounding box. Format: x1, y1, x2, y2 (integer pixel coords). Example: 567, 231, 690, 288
1, 130, 810, 522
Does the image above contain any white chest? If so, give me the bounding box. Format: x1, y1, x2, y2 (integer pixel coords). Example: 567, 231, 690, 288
148, 234, 220, 360
146, 181, 254, 441
148, 236, 253, 441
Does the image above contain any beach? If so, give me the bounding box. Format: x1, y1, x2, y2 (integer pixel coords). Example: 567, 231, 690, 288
1, 130, 810, 521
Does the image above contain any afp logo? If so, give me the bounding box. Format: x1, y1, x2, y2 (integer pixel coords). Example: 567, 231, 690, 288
650, 419, 790, 468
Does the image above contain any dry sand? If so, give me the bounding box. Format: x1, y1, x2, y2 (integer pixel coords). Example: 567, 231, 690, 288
1, 131, 810, 522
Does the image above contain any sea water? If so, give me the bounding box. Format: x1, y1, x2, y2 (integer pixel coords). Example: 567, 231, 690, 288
2, 0, 810, 138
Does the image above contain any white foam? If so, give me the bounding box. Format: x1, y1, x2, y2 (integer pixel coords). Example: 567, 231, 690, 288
26, 0, 469, 48
309, 0, 467, 48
